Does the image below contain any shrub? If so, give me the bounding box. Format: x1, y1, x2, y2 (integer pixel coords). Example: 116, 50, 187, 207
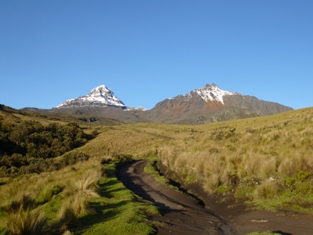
0, 119, 92, 178
60, 151, 90, 167
254, 180, 279, 200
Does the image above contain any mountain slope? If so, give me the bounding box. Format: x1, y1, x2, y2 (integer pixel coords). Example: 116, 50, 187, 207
47, 85, 147, 123
145, 84, 293, 124
57, 85, 126, 108
22, 83, 293, 124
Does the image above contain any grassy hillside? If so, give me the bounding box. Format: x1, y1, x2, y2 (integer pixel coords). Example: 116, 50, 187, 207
157, 107, 313, 212
0, 106, 159, 234
79, 107, 313, 213
1, 104, 313, 234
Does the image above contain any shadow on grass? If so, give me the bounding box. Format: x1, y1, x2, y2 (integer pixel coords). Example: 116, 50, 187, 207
73, 199, 131, 235
71, 163, 136, 234
97, 179, 128, 198
273, 231, 292, 235
104, 167, 116, 178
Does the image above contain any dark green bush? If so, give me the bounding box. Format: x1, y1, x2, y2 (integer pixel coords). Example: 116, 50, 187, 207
0, 119, 93, 177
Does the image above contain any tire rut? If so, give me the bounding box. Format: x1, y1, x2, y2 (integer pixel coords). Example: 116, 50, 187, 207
117, 160, 238, 235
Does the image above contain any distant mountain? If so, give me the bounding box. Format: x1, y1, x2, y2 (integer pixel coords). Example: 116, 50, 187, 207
145, 84, 293, 124
56, 85, 126, 109
22, 83, 293, 125
51, 85, 148, 123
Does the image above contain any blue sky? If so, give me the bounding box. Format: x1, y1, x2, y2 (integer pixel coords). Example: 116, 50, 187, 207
1, 1, 312, 110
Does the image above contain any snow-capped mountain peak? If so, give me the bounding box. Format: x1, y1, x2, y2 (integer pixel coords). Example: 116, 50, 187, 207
56, 85, 126, 108
192, 84, 238, 104
86, 85, 125, 106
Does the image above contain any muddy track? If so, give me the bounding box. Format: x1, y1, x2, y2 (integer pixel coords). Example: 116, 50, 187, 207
117, 160, 313, 235
117, 160, 238, 235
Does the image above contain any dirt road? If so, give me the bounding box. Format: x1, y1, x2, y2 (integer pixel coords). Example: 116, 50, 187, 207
117, 160, 238, 235
117, 160, 313, 235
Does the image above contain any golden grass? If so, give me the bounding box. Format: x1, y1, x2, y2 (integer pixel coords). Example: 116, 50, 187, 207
71, 107, 313, 212
0, 157, 108, 233
2, 106, 313, 225
57, 200, 77, 229
6, 208, 48, 235
254, 179, 279, 200
62, 169, 102, 215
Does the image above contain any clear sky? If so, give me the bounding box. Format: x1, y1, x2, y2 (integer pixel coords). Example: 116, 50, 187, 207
1, 1, 312, 110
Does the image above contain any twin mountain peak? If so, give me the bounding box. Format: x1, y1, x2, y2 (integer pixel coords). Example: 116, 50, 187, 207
57, 84, 238, 109
55, 84, 293, 124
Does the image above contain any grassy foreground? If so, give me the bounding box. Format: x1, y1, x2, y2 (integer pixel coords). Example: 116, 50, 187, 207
0, 157, 159, 234
0, 107, 160, 235
155, 107, 313, 213
78, 107, 313, 213
2, 105, 313, 234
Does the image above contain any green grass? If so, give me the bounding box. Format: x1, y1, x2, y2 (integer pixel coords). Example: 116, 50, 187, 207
249, 189, 313, 213
72, 161, 159, 235
0, 160, 160, 235
3, 105, 313, 234
246, 231, 281, 235
144, 154, 173, 186
76, 107, 313, 214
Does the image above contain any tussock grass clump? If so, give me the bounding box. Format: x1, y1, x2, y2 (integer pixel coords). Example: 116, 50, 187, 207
6, 208, 48, 235
254, 180, 280, 200
62, 169, 102, 216
0, 185, 49, 235
0, 182, 33, 213
203, 173, 220, 193
0, 157, 106, 233
259, 157, 277, 178
57, 201, 77, 229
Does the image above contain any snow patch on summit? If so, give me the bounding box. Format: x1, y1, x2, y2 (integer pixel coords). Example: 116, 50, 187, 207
56, 85, 125, 108
86, 85, 125, 107
193, 84, 237, 104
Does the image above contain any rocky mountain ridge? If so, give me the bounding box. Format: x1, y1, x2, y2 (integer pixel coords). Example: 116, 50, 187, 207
49, 83, 293, 124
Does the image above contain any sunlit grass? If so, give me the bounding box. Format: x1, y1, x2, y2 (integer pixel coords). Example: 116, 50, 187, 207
2, 105, 313, 234
73, 161, 159, 235
246, 232, 281, 235
0, 157, 159, 234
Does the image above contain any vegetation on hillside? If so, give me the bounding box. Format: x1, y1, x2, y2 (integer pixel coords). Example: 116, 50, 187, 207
77, 107, 313, 213
2, 104, 313, 234
0, 156, 159, 235
0, 107, 159, 234
156, 108, 313, 212
0, 112, 94, 177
